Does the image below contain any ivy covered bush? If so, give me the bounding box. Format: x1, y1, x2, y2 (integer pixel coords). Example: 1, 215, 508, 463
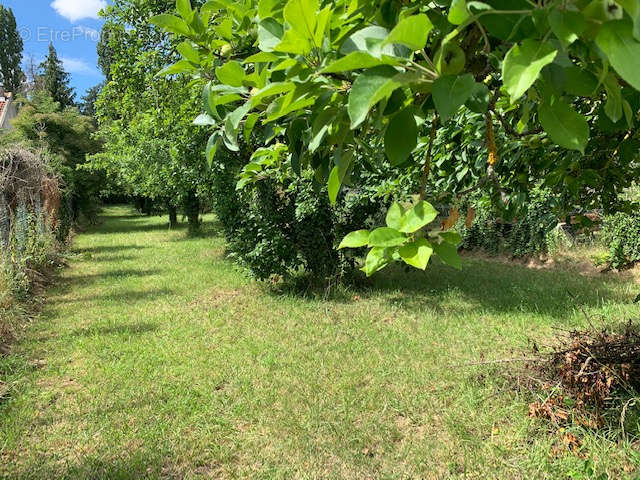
460, 188, 560, 257
602, 212, 640, 269
208, 148, 384, 281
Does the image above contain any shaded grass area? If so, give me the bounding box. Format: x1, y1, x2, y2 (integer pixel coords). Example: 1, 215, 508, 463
1, 205, 639, 479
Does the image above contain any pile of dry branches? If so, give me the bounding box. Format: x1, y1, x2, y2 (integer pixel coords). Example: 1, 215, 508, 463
0, 147, 60, 229
550, 321, 640, 408
528, 320, 640, 431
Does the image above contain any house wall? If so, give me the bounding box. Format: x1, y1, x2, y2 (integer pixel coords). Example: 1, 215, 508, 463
0, 97, 17, 131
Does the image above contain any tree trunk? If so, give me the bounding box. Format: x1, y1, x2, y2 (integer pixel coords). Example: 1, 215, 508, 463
143, 197, 152, 216
134, 196, 144, 212
185, 191, 200, 235
168, 204, 178, 228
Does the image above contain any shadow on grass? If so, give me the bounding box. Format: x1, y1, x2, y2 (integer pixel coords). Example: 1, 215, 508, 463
56, 269, 164, 290
67, 322, 158, 338
88, 216, 224, 240
271, 258, 635, 320
371, 259, 632, 318
4, 452, 173, 480
50, 288, 174, 306
73, 245, 150, 254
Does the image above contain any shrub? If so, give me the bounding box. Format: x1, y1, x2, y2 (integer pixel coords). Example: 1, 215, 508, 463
460, 188, 560, 257
601, 212, 640, 269
208, 151, 384, 281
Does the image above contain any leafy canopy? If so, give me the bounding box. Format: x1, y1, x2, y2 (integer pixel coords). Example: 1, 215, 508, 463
153, 0, 640, 275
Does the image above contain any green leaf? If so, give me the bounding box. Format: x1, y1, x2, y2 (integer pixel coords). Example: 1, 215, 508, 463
362, 247, 391, 276
193, 113, 216, 125
548, 9, 584, 49
176, 0, 194, 22
433, 242, 462, 270
564, 66, 598, 97
347, 65, 406, 129
223, 102, 252, 151
244, 52, 280, 63
206, 132, 220, 165
309, 108, 335, 152
258, 0, 280, 19
275, 29, 312, 54
385, 202, 405, 230
448, 0, 469, 26
338, 230, 370, 249
244, 113, 259, 142
215, 61, 246, 87
177, 41, 200, 64
314, 6, 332, 46
432, 74, 476, 122
214, 17, 233, 40
258, 18, 284, 52
156, 59, 197, 76
368, 227, 406, 247
384, 107, 417, 166
250, 82, 294, 106
150, 14, 191, 36
320, 52, 397, 73
603, 74, 623, 123
400, 201, 438, 233
538, 99, 589, 153
465, 82, 490, 113
328, 166, 341, 204
502, 39, 557, 102
439, 231, 462, 246
596, 20, 640, 91
283, 0, 318, 42
382, 14, 433, 50
618, 0, 640, 41
340, 26, 391, 57
399, 238, 433, 270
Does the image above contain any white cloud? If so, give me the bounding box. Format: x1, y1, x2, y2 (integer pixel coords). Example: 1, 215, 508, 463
61, 57, 100, 76
51, 0, 107, 22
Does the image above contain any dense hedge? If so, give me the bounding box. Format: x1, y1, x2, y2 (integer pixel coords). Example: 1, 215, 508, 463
459, 188, 561, 257
602, 212, 640, 269
209, 153, 384, 281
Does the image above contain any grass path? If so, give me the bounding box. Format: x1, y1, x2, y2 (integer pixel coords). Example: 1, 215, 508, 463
1, 206, 639, 479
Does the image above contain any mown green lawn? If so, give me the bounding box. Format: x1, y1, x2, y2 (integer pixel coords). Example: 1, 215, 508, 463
1, 206, 639, 479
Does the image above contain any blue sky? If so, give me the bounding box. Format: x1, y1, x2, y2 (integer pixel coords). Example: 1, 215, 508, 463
1, 0, 108, 99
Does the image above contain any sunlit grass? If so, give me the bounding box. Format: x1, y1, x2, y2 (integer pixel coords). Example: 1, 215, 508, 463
0, 205, 638, 479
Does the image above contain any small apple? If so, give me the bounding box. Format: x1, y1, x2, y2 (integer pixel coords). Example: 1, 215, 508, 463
583, 0, 623, 21
220, 43, 233, 57
434, 42, 466, 76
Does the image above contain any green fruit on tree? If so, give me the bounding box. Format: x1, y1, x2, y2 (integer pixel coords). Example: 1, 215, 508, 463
583, 0, 623, 21
582, 0, 623, 39
220, 43, 233, 57
434, 42, 466, 76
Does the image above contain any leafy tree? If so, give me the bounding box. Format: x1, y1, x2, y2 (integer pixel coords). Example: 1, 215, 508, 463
4, 92, 104, 222
80, 83, 104, 120
93, 0, 210, 232
0, 6, 24, 93
154, 0, 640, 276
39, 43, 75, 108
